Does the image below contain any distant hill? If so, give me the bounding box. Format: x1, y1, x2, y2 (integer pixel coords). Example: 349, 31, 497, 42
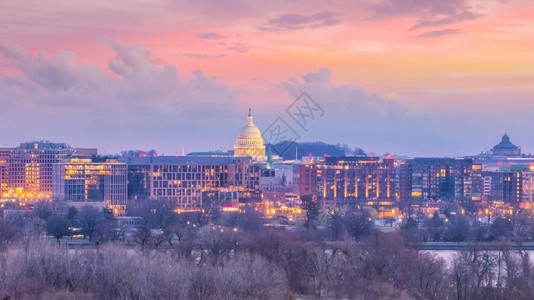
270, 141, 365, 160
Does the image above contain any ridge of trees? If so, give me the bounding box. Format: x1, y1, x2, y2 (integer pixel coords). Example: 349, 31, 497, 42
272, 141, 365, 159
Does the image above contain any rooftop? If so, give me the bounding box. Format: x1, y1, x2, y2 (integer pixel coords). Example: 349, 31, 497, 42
493, 133, 519, 150
126, 156, 253, 165
186, 151, 234, 157
17, 140, 69, 150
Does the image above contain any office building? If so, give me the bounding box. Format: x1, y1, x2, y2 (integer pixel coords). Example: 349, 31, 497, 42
294, 156, 395, 208
126, 156, 261, 210
399, 158, 482, 205
1, 141, 75, 200
52, 157, 127, 213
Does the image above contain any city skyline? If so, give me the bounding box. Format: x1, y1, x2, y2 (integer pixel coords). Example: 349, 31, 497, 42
1, 1, 533, 156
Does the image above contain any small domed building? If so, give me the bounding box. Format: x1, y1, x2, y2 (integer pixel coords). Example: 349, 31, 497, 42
234, 109, 266, 160
491, 133, 521, 157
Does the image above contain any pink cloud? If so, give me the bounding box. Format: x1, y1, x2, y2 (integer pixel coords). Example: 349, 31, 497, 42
259, 12, 341, 31
0, 1, 533, 155
415, 28, 462, 38
369, 0, 481, 32
197, 32, 225, 39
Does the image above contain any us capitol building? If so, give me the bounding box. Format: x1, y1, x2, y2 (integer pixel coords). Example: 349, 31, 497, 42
234, 109, 266, 161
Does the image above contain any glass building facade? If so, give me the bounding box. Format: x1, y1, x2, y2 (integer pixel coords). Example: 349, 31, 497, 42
127, 156, 261, 210
52, 157, 128, 213
1, 142, 73, 200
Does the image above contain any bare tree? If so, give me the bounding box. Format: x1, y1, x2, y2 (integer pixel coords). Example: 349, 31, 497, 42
345, 208, 374, 240
0, 220, 19, 250
326, 207, 344, 240
133, 221, 165, 250
172, 225, 198, 259
405, 252, 447, 299
46, 215, 70, 242
77, 206, 103, 242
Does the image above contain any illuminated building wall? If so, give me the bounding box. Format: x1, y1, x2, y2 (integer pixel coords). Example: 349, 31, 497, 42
260, 163, 292, 203
460, 163, 483, 204
126, 156, 261, 210
295, 156, 395, 207
0, 149, 11, 198
399, 158, 482, 204
489, 172, 505, 201
480, 165, 534, 206
521, 171, 534, 203
52, 158, 128, 212
2, 141, 73, 200
294, 163, 317, 197
502, 171, 522, 204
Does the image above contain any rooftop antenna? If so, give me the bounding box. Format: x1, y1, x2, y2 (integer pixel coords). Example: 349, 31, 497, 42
295, 146, 298, 161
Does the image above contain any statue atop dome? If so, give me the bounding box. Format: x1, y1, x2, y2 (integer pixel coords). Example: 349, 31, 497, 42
247, 108, 253, 126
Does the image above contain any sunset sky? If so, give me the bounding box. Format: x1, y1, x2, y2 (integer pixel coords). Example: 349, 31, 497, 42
1, 0, 533, 156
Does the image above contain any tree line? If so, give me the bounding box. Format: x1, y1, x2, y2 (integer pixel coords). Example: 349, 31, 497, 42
400, 210, 534, 243
2, 198, 534, 299
2, 226, 534, 299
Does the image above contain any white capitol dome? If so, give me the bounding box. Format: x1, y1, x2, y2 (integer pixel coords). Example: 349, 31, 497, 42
234, 109, 266, 160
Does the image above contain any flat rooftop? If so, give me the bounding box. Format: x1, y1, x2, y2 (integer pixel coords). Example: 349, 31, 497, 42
125, 156, 253, 165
